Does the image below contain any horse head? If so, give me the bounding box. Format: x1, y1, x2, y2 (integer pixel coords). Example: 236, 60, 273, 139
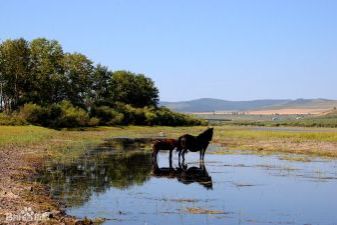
197, 128, 214, 143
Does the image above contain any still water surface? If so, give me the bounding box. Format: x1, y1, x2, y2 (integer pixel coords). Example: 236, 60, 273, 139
38, 138, 337, 225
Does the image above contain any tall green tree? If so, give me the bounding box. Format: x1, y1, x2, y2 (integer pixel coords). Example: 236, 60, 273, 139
92, 64, 113, 106
63, 53, 94, 108
30, 38, 66, 105
110, 71, 159, 108
0, 38, 31, 112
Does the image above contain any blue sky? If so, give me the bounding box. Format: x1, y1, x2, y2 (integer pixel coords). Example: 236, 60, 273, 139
1, 0, 337, 101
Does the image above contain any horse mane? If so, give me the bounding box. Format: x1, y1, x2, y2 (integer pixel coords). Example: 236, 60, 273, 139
197, 128, 213, 142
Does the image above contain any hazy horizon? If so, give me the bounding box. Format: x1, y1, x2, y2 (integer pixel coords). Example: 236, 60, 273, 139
161, 97, 337, 103
1, 0, 337, 102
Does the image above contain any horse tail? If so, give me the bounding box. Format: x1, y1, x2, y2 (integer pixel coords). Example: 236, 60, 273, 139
176, 136, 183, 152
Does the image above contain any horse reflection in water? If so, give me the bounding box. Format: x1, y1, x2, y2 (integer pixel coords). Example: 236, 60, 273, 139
151, 159, 213, 190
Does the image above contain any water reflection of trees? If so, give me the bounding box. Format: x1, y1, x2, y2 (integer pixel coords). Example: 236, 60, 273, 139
38, 140, 153, 207
105, 137, 155, 151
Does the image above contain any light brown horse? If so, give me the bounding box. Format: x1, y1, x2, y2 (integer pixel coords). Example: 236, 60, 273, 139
152, 138, 178, 161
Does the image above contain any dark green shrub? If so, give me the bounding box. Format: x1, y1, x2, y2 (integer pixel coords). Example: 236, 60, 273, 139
114, 103, 136, 125
144, 110, 157, 125
127, 106, 147, 125
90, 106, 124, 125
146, 107, 206, 126
88, 117, 100, 126
114, 104, 206, 126
19, 103, 50, 125
56, 101, 90, 127
18, 102, 206, 127
0, 113, 27, 125
19, 101, 92, 128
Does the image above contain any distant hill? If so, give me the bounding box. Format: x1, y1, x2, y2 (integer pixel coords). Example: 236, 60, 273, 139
160, 98, 337, 113
266, 98, 337, 109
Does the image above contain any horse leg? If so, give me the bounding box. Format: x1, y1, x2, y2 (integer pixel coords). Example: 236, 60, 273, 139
182, 149, 187, 163
169, 149, 173, 162
169, 154, 173, 168
200, 148, 205, 161
153, 152, 158, 164
152, 147, 158, 163
200, 159, 205, 170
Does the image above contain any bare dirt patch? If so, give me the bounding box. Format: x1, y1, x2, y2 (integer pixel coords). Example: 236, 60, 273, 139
0, 145, 86, 224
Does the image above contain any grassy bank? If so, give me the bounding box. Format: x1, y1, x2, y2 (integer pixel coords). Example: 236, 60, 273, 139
212, 126, 337, 158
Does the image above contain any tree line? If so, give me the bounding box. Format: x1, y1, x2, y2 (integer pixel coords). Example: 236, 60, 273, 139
0, 38, 205, 127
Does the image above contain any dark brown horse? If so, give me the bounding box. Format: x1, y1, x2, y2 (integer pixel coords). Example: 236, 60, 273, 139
177, 128, 214, 161
152, 138, 178, 161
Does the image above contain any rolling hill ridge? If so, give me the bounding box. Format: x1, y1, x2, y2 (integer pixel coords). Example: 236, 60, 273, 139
160, 98, 337, 113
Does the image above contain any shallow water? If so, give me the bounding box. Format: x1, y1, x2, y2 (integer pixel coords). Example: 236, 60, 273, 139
38, 138, 337, 225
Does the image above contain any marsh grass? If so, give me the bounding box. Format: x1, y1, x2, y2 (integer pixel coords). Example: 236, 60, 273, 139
279, 155, 312, 162
184, 207, 228, 214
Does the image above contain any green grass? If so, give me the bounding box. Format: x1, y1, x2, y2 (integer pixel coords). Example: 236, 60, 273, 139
215, 126, 337, 142
211, 126, 337, 158
0, 125, 55, 147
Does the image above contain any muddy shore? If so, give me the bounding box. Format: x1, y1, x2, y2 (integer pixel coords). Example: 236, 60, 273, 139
0, 144, 88, 224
